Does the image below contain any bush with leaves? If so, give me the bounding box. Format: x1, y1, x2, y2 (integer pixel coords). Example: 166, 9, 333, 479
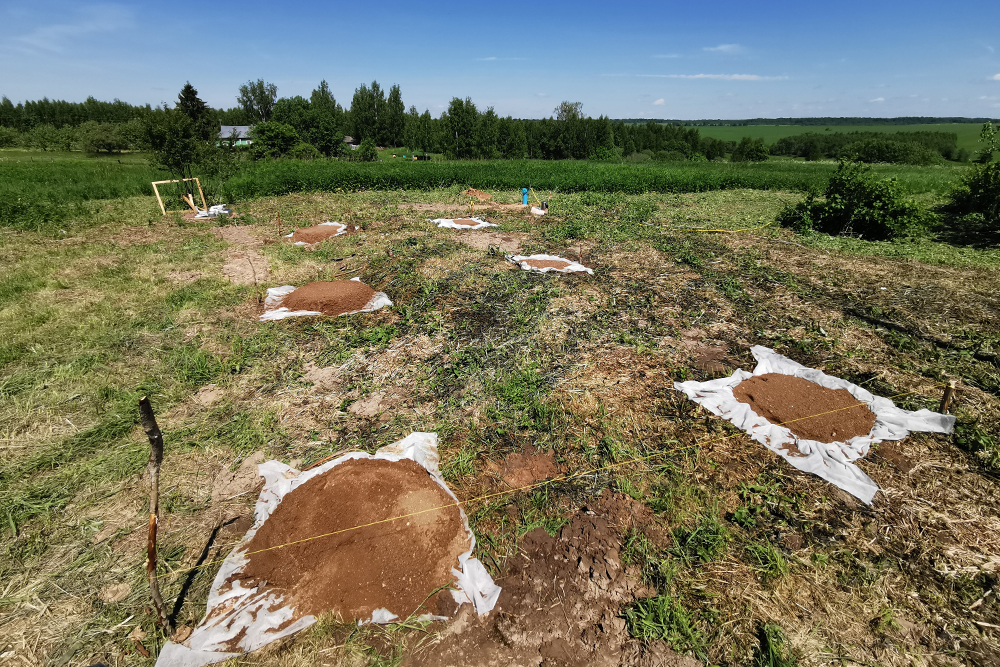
286, 141, 322, 161
0, 126, 18, 148
948, 162, 1000, 229
731, 137, 769, 162
777, 159, 930, 240
841, 138, 940, 165
249, 122, 299, 159
353, 138, 378, 162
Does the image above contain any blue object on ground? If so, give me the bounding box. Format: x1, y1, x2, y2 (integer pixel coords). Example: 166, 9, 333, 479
522, 188, 528, 205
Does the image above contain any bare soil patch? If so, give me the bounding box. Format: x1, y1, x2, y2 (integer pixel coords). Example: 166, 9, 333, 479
453, 231, 525, 253
405, 512, 697, 667
733, 373, 877, 443
211, 225, 262, 248
452, 219, 483, 227
280, 280, 376, 316
485, 445, 560, 488
239, 458, 469, 620
222, 249, 268, 285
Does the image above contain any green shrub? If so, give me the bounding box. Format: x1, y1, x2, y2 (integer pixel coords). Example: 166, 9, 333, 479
286, 141, 322, 161
948, 162, 1000, 227
354, 138, 378, 162
0, 126, 19, 148
249, 121, 299, 159
841, 138, 941, 165
731, 137, 769, 162
777, 159, 931, 240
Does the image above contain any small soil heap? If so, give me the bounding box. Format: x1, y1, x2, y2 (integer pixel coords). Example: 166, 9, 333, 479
733, 373, 877, 442
240, 458, 470, 620
279, 280, 376, 316
452, 219, 482, 227
523, 258, 571, 270
290, 222, 349, 244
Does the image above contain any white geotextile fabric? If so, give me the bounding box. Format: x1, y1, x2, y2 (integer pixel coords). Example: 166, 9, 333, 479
156, 432, 501, 667
674, 346, 955, 504
530, 206, 547, 216
429, 217, 496, 230
508, 254, 594, 275
259, 277, 392, 321
195, 205, 232, 218
283, 221, 348, 246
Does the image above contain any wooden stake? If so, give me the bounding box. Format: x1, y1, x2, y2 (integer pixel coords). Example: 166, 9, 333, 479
183, 194, 198, 213
939, 380, 957, 414
194, 177, 207, 211
139, 397, 173, 635
152, 183, 166, 216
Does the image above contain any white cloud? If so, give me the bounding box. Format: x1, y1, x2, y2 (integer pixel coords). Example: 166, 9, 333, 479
653, 98, 665, 105
991, 73, 1000, 80
639, 73, 787, 81
653, 53, 681, 59
14, 4, 134, 54
870, 97, 885, 102
703, 44, 744, 54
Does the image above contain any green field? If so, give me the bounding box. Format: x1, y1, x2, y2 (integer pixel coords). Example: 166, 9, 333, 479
688, 123, 987, 151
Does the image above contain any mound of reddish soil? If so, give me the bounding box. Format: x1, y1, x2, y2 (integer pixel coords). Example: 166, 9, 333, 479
404, 512, 698, 667
290, 223, 349, 244
523, 258, 571, 270
452, 219, 482, 227
462, 188, 492, 201
280, 280, 376, 316
733, 373, 876, 443
239, 458, 470, 620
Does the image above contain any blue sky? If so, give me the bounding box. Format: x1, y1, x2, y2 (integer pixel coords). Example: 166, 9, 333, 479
2, 0, 999, 119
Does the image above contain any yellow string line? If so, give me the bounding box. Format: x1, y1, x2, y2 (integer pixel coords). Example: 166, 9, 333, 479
529, 188, 542, 206
154, 381, 946, 581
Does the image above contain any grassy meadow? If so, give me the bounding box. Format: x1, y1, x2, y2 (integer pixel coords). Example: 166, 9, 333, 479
2, 151, 1000, 666
689, 122, 988, 152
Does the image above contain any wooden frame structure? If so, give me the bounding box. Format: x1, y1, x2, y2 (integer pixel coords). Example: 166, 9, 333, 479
152, 177, 207, 216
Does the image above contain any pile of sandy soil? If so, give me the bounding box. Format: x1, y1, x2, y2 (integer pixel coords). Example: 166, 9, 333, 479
280, 281, 376, 316
239, 458, 470, 621
522, 258, 572, 270
290, 223, 351, 244
733, 373, 877, 442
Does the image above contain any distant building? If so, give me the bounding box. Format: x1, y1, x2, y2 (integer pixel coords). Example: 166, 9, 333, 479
219, 126, 252, 146
343, 135, 359, 150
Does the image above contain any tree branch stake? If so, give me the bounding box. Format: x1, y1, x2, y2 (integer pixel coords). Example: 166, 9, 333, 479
139, 396, 174, 635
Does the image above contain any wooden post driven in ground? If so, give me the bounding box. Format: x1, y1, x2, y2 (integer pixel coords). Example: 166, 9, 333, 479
939, 380, 957, 414
139, 397, 173, 634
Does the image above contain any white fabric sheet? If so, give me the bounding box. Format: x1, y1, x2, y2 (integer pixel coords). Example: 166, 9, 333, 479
674, 346, 955, 504
508, 254, 594, 275
155, 432, 500, 667
259, 277, 392, 321
429, 217, 496, 230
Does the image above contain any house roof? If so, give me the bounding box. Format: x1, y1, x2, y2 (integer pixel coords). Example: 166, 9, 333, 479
220, 125, 252, 139
342, 135, 356, 143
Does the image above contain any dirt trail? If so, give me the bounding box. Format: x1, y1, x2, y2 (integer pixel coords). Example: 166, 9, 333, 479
211, 226, 270, 285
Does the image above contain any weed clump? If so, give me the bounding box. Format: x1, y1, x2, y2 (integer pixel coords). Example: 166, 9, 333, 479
947, 162, 1000, 231
777, 159, 931, 241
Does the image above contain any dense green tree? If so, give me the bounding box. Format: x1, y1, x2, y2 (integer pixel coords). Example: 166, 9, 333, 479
350, 81, 386, 144
730, 137, 769, 162
237, 79, 278, 124
384, 85, 406, 147
477, 108, 501, 159
249, 121, 299, 159
554, 101, 583, 121
444, 97, 478, 159
176, 82, 217, 142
